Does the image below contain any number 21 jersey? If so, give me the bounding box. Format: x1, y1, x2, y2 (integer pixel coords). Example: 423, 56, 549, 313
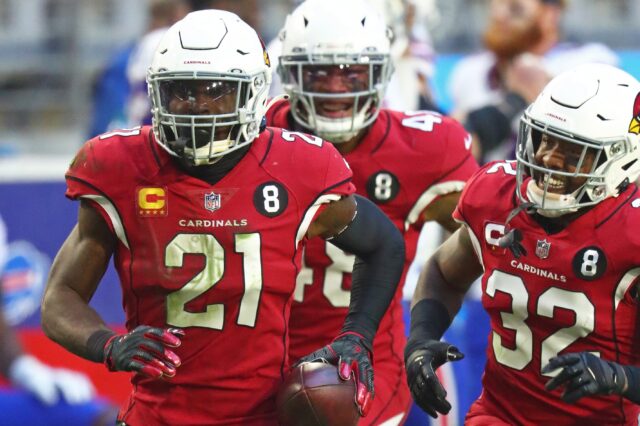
65, 126, 354, 426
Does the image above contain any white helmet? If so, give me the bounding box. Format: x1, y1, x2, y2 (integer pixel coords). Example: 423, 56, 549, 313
516, 63, 640, 217
277, 0, 393, 143
148, 10, 272, 165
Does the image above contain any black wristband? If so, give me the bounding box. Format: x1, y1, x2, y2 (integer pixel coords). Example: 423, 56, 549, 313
622, 365, 640, 404
86, 329, 116, 363
404, 299, 452, 361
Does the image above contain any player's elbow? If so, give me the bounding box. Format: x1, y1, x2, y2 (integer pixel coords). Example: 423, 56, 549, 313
40, 287, 60, 341
40, 294, 54, 338
383, 222, 405, 274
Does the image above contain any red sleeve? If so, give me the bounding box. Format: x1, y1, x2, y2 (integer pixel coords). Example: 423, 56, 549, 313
398, 113, 479, 229
437, 117, 479, 186
321, 144, 355, 199
65, 137, 123, 232
65, 130, 151, 236
271, 128, 355, 203
65, 138, 103, 200
452, 163, 488, 226
66, 127, 153, 202
264, 99, 291, 129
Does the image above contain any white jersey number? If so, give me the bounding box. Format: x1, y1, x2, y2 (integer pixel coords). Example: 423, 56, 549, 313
486, 270, 596, 375
281, 131, 323, 147
165, 233, 263, 329
295, 243, 355, 308
401, 111, 443, 132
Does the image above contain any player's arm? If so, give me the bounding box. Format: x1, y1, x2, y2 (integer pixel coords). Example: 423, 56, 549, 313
305, 194, 405, 416
404, 225, 483, 418
0, 290, 22, 377
41, 200, 183, 379
420, 191, 463, 233
41, 200, 116, 358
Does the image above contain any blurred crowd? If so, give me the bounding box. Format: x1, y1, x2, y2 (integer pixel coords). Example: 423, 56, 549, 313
0, 0, 638, 156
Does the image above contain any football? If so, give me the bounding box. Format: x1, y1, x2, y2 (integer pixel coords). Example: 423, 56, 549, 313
276, 361, 359, 426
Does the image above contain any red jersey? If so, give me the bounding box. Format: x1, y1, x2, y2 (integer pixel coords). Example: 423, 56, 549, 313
266, 101, 478, 424
65, 126, 354, 426
455, 161, 640, 425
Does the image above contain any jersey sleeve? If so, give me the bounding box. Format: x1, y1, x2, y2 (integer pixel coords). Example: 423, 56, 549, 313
321, 145, 355, 199
65, 138, 115, 233
264, 99, 291, 129
66, 137, 107, 199
66, 128, 151, 201
435, 117, 479, 186
306, 146, 355, 223
65, 133, 140, 241
273, 128, 355, 204
405, 115, 479, 228
452, 163, 490, 228
453, 160, 517, 230
271, 129, 355, 245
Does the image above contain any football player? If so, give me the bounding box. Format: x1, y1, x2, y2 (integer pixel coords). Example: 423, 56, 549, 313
40, 10, 404, 425
406, 63, 640, 424
265, 0, 479, 424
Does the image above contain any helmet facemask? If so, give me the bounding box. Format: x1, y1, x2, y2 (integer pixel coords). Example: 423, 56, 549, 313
149, 70, 269, 166
278, 53, 392, 143
515, 113, 630, 217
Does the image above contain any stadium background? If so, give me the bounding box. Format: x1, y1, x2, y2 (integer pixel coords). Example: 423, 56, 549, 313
0, 0, 638, 423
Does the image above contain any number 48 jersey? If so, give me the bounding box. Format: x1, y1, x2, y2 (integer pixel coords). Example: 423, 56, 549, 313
65, 126, 354, 426
267, 101, 478, 424
454, 161, 640, 425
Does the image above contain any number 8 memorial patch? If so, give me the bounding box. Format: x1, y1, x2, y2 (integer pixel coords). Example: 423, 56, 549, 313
366, 170, 399, 204
572, 246, 607, 281
254, 182, 288, 217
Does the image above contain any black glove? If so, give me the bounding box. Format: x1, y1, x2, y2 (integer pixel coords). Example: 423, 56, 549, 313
103, 326, 185, 379
405, 340, 464, 418
297, 332, 374, 416
543, 352, 627, 403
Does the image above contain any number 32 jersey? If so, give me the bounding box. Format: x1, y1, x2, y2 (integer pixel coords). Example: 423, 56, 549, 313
267, 101, 478, 424
454, 161, 640, 425
65, 126, 354, 426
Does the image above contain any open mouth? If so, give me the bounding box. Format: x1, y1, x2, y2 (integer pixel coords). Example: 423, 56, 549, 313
316, 101, 354, 118
537, 174, 567, 194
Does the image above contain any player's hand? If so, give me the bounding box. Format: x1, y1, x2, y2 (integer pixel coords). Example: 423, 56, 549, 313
297, 332, 374, 416
103, 325, 185, 379
9, 355, 96, 405
405, 340, 464, 418
543, 352, 627, 403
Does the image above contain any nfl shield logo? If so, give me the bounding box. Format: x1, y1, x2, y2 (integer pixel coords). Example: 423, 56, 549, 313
535, 239, 551, 259
204, 192, 221, 212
